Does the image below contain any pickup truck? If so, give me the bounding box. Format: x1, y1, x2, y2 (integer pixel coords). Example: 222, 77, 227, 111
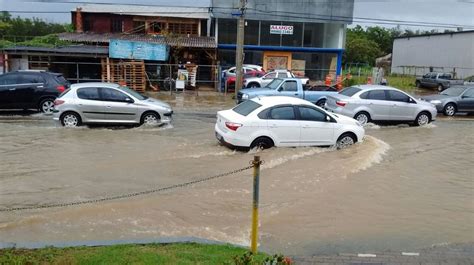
415, 72, 464, 91
237, 78, 336, 107
243, 70, 309, 88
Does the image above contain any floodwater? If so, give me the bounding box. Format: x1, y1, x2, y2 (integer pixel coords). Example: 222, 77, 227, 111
0, 93, 473, 255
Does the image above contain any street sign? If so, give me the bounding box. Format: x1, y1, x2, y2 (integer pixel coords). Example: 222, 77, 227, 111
270, 25, 294, 35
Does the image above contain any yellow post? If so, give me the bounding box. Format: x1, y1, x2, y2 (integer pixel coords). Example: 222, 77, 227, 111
251, 156, 261, 254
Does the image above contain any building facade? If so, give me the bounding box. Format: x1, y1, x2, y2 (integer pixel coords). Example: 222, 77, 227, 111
212, 0, 354, 80
391, 31, 474, 78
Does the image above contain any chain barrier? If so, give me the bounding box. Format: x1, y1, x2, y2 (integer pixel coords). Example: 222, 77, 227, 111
0, 165, 254, 212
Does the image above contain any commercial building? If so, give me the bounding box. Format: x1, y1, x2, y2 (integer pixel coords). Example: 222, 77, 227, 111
391, 30, 474, 78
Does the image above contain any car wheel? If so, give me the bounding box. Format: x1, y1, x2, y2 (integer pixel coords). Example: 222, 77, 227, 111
415, 112, 430, 126
437, 84, 444, 92
316, 99, 326, 108
336, 133, 356, 149
250, 137, 274, 150
415, 81, 421, 88
443, 103, 456, 116
141, 112, 160, 126
354, 112, 370, 126
248, 83, 260, 88
61, 112, 81, 127
39, 98, 55, 114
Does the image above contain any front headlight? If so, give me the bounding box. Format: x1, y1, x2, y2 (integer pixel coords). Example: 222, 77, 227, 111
242, 94, 249, 100
430, 100, 442, 104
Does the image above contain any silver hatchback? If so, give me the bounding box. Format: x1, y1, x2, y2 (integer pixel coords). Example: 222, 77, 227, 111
53, 82, 173, 127
325, 85, 437, 126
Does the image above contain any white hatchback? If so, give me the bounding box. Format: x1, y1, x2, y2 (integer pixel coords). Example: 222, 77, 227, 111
215, 96, 365, 149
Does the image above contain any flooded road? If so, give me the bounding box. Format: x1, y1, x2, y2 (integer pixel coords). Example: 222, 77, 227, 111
0, 93, 473, 255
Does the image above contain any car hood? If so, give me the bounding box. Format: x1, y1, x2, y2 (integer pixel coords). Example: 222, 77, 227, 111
333, 113, 359, 126
421, 94, 456, 101
142, 98, 172, 110
240, 87, 275, 95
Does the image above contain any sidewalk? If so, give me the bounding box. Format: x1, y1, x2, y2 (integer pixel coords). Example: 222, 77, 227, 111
292, 243, 474, 264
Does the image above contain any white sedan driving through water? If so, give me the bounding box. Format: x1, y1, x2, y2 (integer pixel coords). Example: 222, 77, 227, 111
215, 96, 365, 149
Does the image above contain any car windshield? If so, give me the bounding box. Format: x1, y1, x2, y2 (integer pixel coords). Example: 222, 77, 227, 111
440, 87, 466, 96
232, 100, 262, 116
118, 86, 147, 100
339, 86, 361, 97
266, 79, 284, 90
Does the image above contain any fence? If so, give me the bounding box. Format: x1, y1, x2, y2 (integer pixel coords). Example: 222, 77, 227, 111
391, 65, 474, 79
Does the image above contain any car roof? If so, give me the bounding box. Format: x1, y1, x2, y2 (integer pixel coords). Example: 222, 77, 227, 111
351, 84, 402, 92
250, 96, 312, 107
70, 82, 121, 89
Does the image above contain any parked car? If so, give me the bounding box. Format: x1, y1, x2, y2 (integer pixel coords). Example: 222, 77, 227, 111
223, 65, 265, 77
421, 86, 474, 116
464, 76, 474, 85
237, 78, 336, 107
243, 70, 309, 88
0, 70, 70, 113
215, 96, 365, 149
415, 72, 464, 91
53, 82, 173, 127
225, 70, 266, 91
324, 85, 437, 126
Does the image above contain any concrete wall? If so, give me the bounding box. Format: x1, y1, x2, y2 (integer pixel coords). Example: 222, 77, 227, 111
391, 32, 474, 78
212, 0, 354, 23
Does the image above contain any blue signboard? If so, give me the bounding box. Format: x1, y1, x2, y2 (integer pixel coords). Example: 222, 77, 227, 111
109, 39, 169, 61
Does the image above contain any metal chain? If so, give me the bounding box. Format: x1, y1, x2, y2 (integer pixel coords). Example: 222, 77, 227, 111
0, 165, 254, 212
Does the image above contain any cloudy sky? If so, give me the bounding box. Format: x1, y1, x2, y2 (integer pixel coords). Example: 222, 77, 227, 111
0, 0, 473, 30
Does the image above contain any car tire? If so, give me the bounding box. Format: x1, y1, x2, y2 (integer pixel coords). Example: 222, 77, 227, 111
250, 137, 274, 150
39, 98, 55, 114
415, 81, 421, 88
354, 111, 370, 126
443, 103, 456, 116
140, 112, 160, 126
414, 111, 431, 126
61, 112, 81, 127
437, 84, 444, 92
248, 83, 260, 88
336, 133, 357, 149
316, 99, 326, 108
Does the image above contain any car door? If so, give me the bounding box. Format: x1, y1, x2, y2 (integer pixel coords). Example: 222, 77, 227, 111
76, 87, 105, 121
261, 72, 276, 87
387, 90, 417, 120
267, 105, 300, 146
99, 87, 137, 122
277, 80, 300, 98
457, 88, 474, 112
17, 74, 45, 108
366, 90, 391, 120
297, 106, 335, 145
0, 74, 19, 108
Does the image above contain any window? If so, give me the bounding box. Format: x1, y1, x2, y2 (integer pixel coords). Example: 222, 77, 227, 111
111, 19, 123, 33
100, 88, 129, 102
77, 87, 100, 100
19, 74, 44, 84
270, 106, 295, 120
339, 87, 361, 97
168, 23, 198, 35
439, 73, 452, 80
244, 20, 259, 45
281, 81, 297, 91
388, 90, 410, 102
233, 100, 262, 116
257, 108, 270, 119
150, 21, 165, 34
463, 88, 474, 98
0, 74, 19, 85
368, 90, 387, 100
264, 72, 277, 79
260, 21, 282, 46
133, 21, 146, 34
298, 106, 326, 122
359, 91, 369, 99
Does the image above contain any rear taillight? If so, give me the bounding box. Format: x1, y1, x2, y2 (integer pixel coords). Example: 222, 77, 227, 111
54, 99, 65, 106
225, 122, 242, 131
336, 100, 347, 107
56, 85, 66, 93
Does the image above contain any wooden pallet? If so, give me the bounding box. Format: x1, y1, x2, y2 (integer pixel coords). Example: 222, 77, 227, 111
101, 58, 146, 92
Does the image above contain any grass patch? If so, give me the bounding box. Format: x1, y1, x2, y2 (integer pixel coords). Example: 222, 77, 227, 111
0, 243, 271, 265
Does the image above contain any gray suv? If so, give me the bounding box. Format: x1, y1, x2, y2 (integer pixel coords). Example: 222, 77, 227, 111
324, 85, 437, 126
53, 82, 172, 127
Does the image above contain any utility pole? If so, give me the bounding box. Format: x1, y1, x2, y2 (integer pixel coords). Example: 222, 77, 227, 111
235, 0, 246, 97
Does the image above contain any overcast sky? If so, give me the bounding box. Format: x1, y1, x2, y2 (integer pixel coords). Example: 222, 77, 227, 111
0, 0, 473, 30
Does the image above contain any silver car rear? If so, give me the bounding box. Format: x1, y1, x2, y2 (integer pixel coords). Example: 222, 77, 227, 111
53, 82, 173, 127
325, 85, 437, 126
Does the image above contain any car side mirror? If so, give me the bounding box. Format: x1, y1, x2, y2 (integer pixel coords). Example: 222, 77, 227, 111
408, 98, 416, 103
125, 97, 134, 103
326, 115, 331, 122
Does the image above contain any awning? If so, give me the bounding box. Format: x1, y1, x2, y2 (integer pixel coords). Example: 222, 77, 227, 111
59, 33, 217, 49
2, 45, 108, 57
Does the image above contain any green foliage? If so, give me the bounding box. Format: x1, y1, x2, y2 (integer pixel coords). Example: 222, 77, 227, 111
345, 37, 382, 65
0, 11, 71, 40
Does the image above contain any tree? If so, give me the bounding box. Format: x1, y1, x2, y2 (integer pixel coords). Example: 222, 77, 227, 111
345, 37, 382, 65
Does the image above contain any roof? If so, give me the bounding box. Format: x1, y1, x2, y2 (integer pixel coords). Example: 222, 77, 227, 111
58, 33, 217, 49
71, 82, 120, 89
2, 45, 108, 56
353, 85, 400, 91
394, 30, 474, 40
251, 96, 312, 106
74, 4, 210, 19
